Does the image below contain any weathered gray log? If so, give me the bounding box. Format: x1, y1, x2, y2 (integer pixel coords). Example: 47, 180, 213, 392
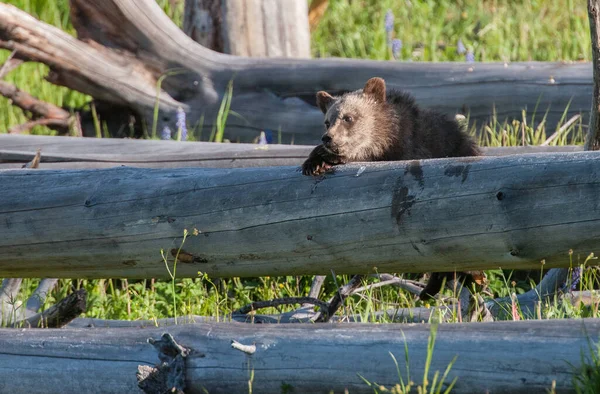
1, 319, 598, 393
1, 151, 600, 278
0, 1, 591, 143
0, 134, 584, 170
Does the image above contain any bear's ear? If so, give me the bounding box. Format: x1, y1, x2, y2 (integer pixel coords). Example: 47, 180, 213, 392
316, 91, 335, 114
363, 77, 386, 103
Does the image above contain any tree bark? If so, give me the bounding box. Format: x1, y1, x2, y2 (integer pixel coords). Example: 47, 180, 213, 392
0, 319, 598, 393
0, 134, 584, 170
1, 151, 600, 278
183, 0, 223, 52
183, 0, 310, 58
0, 1, 591, 144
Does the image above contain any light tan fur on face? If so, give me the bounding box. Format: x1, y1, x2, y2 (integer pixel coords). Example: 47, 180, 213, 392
322, 92, 399, 161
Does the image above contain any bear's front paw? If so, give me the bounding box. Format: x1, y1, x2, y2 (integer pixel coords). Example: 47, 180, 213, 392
301, 158, 333, 176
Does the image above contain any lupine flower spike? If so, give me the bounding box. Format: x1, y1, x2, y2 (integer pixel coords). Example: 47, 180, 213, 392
161, 125, 172, 140
457, 39, 466, 55
176, 107, 188, 141
385, 10, 394, 44
466, 50, 475, 63
391, 39, 402, 60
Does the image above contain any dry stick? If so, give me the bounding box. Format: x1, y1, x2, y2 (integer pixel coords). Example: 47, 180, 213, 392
364, 274, 425, 295
233, 297, 329, 316
0, 49, 22, 79
541, 114, 582, 146
0, 80, 72, 134
10, 288, 87, 328
314, 274, 364, 323
8, 118, 71, 134
298, 275, 327, 311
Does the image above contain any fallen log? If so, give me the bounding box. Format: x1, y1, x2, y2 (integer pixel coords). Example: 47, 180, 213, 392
0, 1, 592, 143
1, 319, 598, 393
0, 134, 584, 170
1, 151, 600, 278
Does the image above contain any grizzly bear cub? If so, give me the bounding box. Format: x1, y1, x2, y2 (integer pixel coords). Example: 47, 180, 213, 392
302, 77, 481, 300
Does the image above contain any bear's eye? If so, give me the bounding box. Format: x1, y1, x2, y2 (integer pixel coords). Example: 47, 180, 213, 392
343, 115, 353, 123
324, 120, 331, 128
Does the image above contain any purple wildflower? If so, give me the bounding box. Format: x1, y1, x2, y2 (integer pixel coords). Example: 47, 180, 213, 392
570, 266, 581, 291
391, 39, 402, 60
161, 125, 172, 140
457, 39, 466, 55
176, 107, 188, 141
384, 10, 394, 34
465, 50, 475, 63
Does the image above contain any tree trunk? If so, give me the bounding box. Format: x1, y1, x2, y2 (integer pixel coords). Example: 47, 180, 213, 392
0, 319, 597, 393
587, 0, 600, 150
183, 0, 310, 58
1, 151, 600, 278
0, 1, 591, 144
0, 134, 584, 170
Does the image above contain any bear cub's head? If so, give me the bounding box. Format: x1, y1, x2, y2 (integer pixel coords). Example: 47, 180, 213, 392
316, 77, 390, 161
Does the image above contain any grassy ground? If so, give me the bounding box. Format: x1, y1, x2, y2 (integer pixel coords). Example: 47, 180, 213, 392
1, 1, 599, 391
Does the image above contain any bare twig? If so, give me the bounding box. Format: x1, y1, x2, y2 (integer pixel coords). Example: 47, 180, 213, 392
542, 114, 581, 146
359, 274, 426, 296
0, 80, 72, 134
0, 81, 70, 120
314, 274, 364, 323
0, 49, 23, 79
11, 288, 87, 328
9, 118, 71, 134
231, 340, 256, 355
234, 297, 329, 315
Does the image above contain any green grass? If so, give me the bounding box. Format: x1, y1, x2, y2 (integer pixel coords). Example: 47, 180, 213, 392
0, 0, 592, 136
312, 0, 590, 62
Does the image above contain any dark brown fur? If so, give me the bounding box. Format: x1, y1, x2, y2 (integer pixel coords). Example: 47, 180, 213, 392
302, 77, 481, 300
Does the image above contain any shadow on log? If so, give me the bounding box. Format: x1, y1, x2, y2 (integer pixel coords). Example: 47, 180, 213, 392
0, 319, 598, 393
1, 151, 600, 278
0, 1, 592, 143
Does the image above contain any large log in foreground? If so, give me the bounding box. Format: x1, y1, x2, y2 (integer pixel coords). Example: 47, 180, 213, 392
1, 319, 598, 394
0, 1, 592, 143
0, 134, 585, 170
1, 151, 600, 278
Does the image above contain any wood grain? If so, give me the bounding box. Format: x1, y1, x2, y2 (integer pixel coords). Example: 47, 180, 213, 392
0, 319, 598, 393
1, 151, 599, 278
